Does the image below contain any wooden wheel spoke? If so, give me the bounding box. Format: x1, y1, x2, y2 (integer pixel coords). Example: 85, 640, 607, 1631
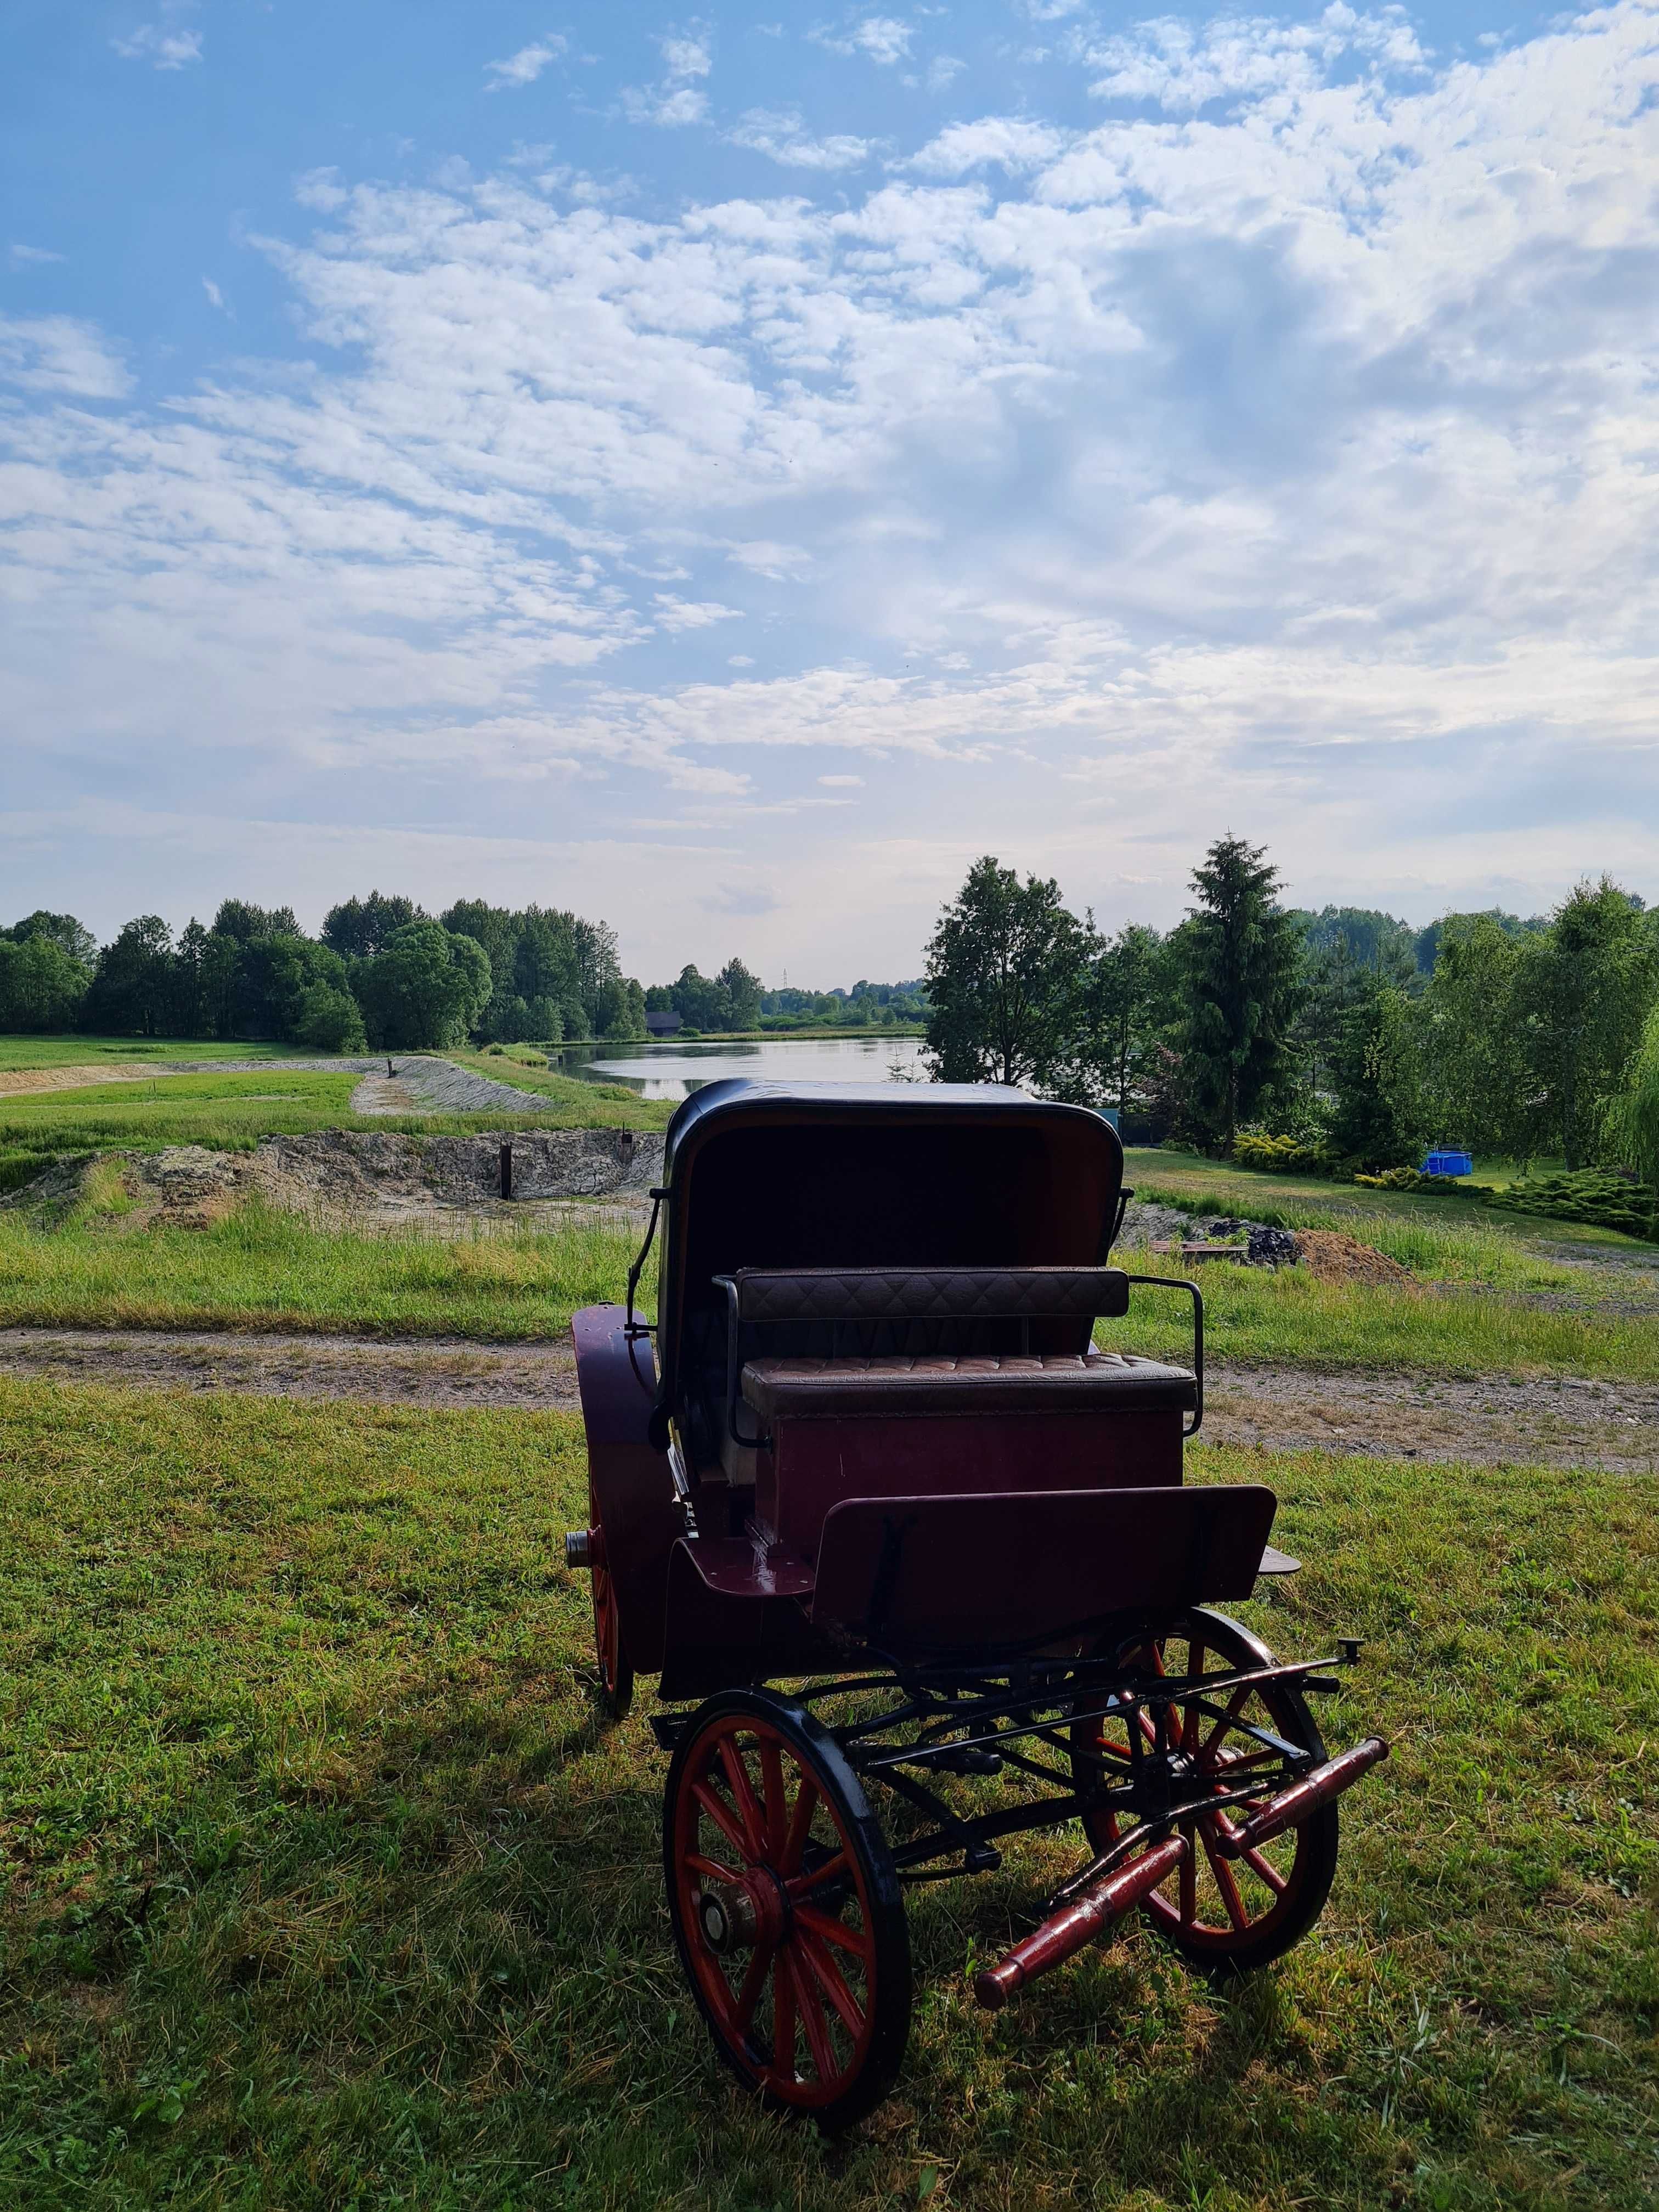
788, 1945, 841, 2083
787, 1847, 849, 1900
797, 1927, 867, 2042
770, 1945, 799, 2081
1240, 1843, 1289, 1896
795, 1901, 872, 1960
1180, 1644, 1205, 1749
759, 1741, 787, 1860
781, 1771, 819, 1874
732, 1938, 777, 2036
691, 1778, 752, 1861
685, 1850, 744, 1888
1200, 1826, 1250, 1930
1178, 1829, 1197, 1925
719, 1737, 766, 1855
1200, 1682, 1252, 1757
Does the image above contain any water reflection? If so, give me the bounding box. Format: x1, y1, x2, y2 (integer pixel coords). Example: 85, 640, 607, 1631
554, 1034, 929, 1101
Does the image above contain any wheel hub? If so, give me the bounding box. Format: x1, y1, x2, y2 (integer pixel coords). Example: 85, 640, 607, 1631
695, 1867, 787, 1955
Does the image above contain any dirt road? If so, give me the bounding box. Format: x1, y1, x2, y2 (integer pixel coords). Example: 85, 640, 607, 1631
0, 1326, 1651, 1468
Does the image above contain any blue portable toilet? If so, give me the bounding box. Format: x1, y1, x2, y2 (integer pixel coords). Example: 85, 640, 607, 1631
1421, 1148, 1473, 1178
1097, 1108, 1121, 1133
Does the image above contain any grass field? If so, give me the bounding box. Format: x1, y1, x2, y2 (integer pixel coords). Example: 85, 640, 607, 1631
2, 1196, 1656, 1378
0, 1380, 1651, 2211
0, 1066, 669, 1182
0, 1039, 310, 1072
1126, 1150, 1645, 1252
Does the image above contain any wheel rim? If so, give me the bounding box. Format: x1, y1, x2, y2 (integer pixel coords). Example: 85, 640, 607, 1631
1075, 1623, 1318, 1955
588, 1474, 624, 1699
670, 1712, 882, 2111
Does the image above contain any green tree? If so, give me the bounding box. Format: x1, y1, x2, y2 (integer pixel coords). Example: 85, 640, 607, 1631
0, 934, 89, 1031
1178, 835, 1304, 1150
1516, 879, 1656, 1167
292, 983, 366, 1053
439, 901, 519, 998
1329, 983, 1424, 1170
322, 892, 426, 961
8, 910, 97, 968
1087, 924, 1165, 1115
1417, 915, 1529, 1156
718, 957, 762, 1031
212, 899, 302, 944
1603, 1002, 1659, 1190
924, 856, 1096, 1091
669, 964, 728, 1031
81, 916, 176, 1036
354, 923, 492, 1049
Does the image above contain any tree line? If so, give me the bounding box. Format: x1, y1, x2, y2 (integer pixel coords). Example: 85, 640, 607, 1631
0, 892, 649, 1052
643, 967, 930, 1032
924, 840, 1659, 1174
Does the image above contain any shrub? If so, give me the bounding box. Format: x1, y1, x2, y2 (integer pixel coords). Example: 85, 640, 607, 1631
1486, 1169, 1657, 1239
1354, 1167, 1498, 1197
1232, 1130, 1339, 1175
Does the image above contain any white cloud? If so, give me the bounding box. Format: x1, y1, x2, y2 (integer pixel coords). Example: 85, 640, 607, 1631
484, 35, 567, 89
1083, 3, 1427, 112
819, 772, 865, 785
728, 109, 873, 168
201, 275, 229, 314
907, 117, 1069, 176
811, 15, 915, 65
111, 23, 204, 69
9, 244, 66, 268
0, 314, 131, 397
622, 27, 713, 127
653, 594, 743, 630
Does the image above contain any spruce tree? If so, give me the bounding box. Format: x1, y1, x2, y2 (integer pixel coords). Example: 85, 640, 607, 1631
1178, 834, 1302, 1151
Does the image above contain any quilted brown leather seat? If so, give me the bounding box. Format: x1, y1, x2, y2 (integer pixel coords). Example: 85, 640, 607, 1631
740, 1349, 1196, 1424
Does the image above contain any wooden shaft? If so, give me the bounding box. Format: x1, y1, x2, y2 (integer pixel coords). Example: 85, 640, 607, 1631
973, 1835, 1189, 2010
1218, 1737, 1389, 1857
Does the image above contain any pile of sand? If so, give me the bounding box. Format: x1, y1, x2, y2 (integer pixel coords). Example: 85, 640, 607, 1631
1292, 1229, 1414, 1286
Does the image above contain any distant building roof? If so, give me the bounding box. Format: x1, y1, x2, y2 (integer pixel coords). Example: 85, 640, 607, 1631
645, 1009, 682, 1034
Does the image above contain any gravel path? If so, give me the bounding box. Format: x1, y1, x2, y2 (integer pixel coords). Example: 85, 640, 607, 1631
1, 1328, 1653, 1467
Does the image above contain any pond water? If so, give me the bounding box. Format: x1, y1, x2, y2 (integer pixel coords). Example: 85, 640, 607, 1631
553, 1033, 929, 1101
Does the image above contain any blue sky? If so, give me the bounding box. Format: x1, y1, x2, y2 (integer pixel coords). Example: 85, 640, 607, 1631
3, 1, 1655, 984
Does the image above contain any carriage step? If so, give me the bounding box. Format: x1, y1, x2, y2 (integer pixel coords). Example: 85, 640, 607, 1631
972, 1835, 1189, 2010
1213, 1736, 1389, 1856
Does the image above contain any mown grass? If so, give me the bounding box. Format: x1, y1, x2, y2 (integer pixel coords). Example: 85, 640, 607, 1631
1126, 1151, 1649, 1256
0, 1039, 310, 1073
0, 1205, 642, 1340
0, 1068, 669, 1179
0, 1380, 1651, 2210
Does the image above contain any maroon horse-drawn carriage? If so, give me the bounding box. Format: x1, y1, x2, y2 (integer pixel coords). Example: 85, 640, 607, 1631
569, 1081, 1385, 2127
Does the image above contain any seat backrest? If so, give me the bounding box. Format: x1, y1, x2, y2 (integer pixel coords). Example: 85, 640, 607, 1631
731, 1266, 1130, 1329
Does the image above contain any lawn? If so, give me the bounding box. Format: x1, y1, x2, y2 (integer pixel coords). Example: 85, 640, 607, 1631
0, 1205, 642, 1339
0, 1381, 1651, 2210
0, 1065, 669, 1183
1126, 1149, 1648, 1256
0, 1038, 310, 1073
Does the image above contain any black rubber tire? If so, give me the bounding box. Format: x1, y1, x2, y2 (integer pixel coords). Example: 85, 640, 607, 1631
663, 1687, 911, 2131
1070, 1605, 1339, 1978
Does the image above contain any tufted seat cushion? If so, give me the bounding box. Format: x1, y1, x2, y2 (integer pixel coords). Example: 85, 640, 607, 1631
740, 1349, 1195, 1424
729, 1265, 1129, 1326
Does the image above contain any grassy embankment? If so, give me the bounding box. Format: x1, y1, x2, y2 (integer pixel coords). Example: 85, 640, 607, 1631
0, 1066, 671, 1189
3, 1178, 1655, 1373
0, 1380, 1651, 2210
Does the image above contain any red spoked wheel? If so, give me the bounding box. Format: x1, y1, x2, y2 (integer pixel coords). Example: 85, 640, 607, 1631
663, 1689, 911, 2131
1069, 1607, 1338, 1976
586, 1473, 633, 1721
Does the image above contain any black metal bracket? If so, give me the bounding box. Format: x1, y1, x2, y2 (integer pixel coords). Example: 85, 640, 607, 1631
1121, 1272, 1204, 1435
712, 1275, 771, 1452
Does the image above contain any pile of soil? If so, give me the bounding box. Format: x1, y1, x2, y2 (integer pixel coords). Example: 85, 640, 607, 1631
1291, 1229, 1414, 1286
